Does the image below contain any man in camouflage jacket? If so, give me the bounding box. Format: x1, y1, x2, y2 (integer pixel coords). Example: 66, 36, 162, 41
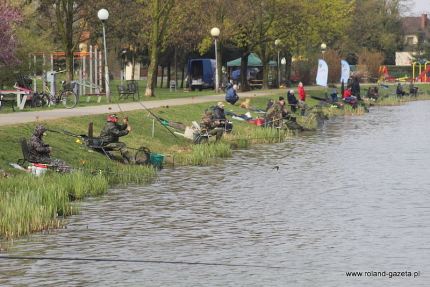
100, 114, 133, 163
28, 125, 71, 172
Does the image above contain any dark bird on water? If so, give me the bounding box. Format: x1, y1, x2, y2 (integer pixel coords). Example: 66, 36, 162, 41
273, 166, 279, 171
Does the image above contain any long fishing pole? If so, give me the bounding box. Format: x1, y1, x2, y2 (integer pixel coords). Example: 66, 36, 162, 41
0, 255, 282, 270
137, 101, 178, 139
47, 128, 84, 139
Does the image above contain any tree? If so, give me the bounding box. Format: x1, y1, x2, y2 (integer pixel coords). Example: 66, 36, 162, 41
357, 48, 384, 82
0, 2, 22, 66
36, 0, 90, 81
143, 0, 175, 97
228, 0, 284, 91
342, 0, 403, 64
271, 0, 352, 85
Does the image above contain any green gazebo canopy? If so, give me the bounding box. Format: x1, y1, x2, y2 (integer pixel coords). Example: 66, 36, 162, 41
227, 53, 277, 67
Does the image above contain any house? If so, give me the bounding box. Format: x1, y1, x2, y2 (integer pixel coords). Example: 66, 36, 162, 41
396, 14, 430, 65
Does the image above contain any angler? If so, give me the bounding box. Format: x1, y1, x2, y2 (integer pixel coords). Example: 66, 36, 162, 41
99, 114, 134, 164
27, 125, 71, 172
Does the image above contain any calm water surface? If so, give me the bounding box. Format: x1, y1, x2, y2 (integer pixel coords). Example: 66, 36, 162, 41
1, 101, 430, 286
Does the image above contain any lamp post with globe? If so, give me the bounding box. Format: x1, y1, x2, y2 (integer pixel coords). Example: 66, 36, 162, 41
275, 39, 282, 88
210, 27, 220, 92
98, 8, 110, 102
320, 43, 327, 60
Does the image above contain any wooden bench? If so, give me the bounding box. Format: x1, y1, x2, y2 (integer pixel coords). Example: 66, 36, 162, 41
0, 93, 17, 111
249, 79, 263, 89
118, 81, 139, 100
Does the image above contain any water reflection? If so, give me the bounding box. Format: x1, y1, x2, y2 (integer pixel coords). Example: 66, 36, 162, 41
1, 102, 430, 286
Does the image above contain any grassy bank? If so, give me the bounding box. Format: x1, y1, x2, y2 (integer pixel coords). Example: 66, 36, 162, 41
0, 85, 429, 240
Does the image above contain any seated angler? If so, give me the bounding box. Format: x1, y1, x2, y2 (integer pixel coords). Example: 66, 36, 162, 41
367, 86, 379, 101
28, 125, 71, 172
200, 110, 224, 141
287, 89, 299, 113
266, 96, 287, 128
330, 88, 339, 103
396, 83, 406, 97
99, 114, 134, 164
212, 102, 233, 133
342, 87, 358, 108
409, 81, 418, 97
225, 84, 239, 105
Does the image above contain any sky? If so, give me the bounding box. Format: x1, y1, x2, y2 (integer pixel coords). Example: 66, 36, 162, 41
409, 0, 429, 15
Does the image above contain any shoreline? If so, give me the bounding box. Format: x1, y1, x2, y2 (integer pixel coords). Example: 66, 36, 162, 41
0, 88, 428, 241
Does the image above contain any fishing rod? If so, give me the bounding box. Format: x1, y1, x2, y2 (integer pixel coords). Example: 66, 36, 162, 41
0, 255, 282, 270
47, 128, 84, 139
138, 101, 178, 139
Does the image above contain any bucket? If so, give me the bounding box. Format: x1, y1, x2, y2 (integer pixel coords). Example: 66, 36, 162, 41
31, 163, 48, 176
149, 153, 165, 169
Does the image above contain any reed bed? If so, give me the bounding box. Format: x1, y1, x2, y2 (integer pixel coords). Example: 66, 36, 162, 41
0, 172, 105, 239
373, 94, 430, 106
226, 126, 292, 145
0, 166, 157, 240
373, 96, 402, 106
175, 142, 232, 165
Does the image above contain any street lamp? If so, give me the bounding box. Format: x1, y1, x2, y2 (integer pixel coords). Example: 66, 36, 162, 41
281, 57, 286, 84
98, 8, 110, 102
210, 27, 220, 93
320, 43, 327, 60
121, 49, 127, 85
275, 39, 281, 88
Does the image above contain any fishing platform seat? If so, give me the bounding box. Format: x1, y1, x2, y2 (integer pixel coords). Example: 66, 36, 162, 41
191, 121, 211, 144
118, 80, 139, 101
18, 138, 35, 166
18, 137, 54, 168
81, 122, 114, 159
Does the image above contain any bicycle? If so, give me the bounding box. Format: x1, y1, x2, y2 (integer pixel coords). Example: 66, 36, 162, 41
37, 80, 79, 109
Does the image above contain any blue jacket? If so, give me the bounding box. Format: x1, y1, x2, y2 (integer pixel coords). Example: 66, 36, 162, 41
226, 87, 238, 101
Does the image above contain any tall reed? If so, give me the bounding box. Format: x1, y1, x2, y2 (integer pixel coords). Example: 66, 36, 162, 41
175, 142, 232, 165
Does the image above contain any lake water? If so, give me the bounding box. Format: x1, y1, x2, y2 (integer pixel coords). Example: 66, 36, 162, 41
1, 101, 430, 286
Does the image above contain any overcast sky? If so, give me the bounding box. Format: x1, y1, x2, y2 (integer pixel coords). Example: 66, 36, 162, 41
410, 0, 429, 15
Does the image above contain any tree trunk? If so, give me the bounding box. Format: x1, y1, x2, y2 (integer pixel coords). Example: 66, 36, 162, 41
285, 51, 292, 87
260, 44, 269, 89
145, 47, 158, 96
181, 64, 185, 88
65, 49, 73, 82
145, 0, 160, 97
174, 47, 177, 87
131, 54, 136, 80
58, 0, 75, 82
240, 51, 250, 91
160, 66, 164, 88
167, 61, 171, 88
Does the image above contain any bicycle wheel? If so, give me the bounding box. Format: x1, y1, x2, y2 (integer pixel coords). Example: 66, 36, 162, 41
61, 90, 78, 108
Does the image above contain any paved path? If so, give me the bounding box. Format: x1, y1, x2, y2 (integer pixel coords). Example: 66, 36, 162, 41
0, 89, 281, 127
